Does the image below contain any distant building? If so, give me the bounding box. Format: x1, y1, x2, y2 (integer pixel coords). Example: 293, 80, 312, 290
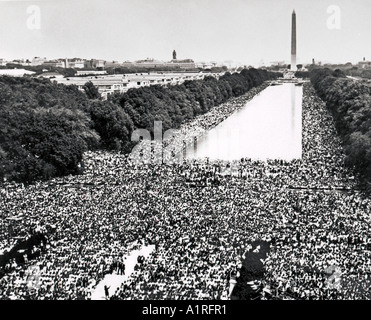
126, 76, 151, 89
54, 72, 222, 100
85, 59, 106, 69
31, 57, 47, 66
76, 70, 108, 76
358, 58, 371, 69
134, 58, 166, 68
168, 59, 196, 69
10, 59, 27, 66
0, 59, 7, 66
195, 61, 218, 69
133, 57, 196, 69
95, 60, 106, 68
43, 60, 65, 68
55, 75, 129, 99
68, 59, 85, 69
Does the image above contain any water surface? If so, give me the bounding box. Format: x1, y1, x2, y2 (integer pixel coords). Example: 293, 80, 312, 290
186, 83, 303, 161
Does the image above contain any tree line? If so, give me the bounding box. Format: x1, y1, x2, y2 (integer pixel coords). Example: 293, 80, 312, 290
108, 69, 281, 135
0, 68, 280, 183
310, 68, 371, 189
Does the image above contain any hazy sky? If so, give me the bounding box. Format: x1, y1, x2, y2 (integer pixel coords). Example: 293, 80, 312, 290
0, 0, 370, 66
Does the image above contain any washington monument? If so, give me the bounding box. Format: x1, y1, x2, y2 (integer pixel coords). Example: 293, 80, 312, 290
291, 10, 297, 71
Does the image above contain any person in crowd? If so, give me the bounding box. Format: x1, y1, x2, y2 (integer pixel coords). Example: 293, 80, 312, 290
104, 285, 110, 300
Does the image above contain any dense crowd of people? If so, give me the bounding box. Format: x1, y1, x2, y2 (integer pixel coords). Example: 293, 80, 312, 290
0, 82, 370, 300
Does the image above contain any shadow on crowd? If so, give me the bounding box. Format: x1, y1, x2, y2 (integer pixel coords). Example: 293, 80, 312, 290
231, 240, 271, 300
0, 231, 49, 279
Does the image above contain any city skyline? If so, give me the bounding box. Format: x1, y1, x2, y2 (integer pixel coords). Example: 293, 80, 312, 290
0, 0, 370, 66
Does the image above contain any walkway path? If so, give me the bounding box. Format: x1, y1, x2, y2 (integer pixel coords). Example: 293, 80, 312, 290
91, 244, 155, 300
